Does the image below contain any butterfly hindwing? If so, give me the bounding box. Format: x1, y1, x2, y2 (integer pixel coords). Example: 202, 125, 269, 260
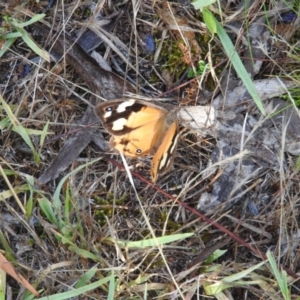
110, 118, 164, 157
150, 119, 179, 182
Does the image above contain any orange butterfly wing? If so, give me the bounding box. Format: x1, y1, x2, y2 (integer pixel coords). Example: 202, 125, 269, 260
95, 99, 179, 182
111, 117, 166, 157
95, 99, 168, 156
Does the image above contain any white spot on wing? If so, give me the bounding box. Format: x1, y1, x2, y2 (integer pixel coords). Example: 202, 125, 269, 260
116, 100, 135, 113
104, 110, 112, 118
112, 118, 127, 131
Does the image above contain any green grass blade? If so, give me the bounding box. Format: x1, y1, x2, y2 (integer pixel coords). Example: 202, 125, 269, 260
0, 96, 40, 162
40, 120, 50, 148
75, 268, 98, 288
202, 8, 265, 115
15, 125, 40, 163
1, 32, 22, 39
267, 251, 291, 300
52, 158, 102, 214
16, 27, 50, 62
0, 38, 16, 58
204, 249, 227, 263
25, 174, 35, 219
36, 276, 112, 300
13, 13, 46, 27
37, 195, 58, 225
0, 184, 30, 201
192, 0, 217, 10
204, 260, 266, 295
107, 270, 115, 300
115, 233, 194, 249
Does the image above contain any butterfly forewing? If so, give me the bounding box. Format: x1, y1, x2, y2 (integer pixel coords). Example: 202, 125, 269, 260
95, 99, 179, 182
95, 99, 169, 157
95, 99, 167, 135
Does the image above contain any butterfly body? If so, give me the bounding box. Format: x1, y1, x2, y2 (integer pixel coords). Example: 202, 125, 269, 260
94, 99, 179, 182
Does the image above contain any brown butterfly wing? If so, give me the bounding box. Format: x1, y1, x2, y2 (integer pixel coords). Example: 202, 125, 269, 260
150, 119, 179, 182
95, 99, 168, 157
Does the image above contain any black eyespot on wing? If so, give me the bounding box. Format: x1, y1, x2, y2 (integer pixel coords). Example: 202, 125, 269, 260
136, 149, 142, 154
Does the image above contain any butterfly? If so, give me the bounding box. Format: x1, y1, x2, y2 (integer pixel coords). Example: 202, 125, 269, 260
94, 98, 179, 182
